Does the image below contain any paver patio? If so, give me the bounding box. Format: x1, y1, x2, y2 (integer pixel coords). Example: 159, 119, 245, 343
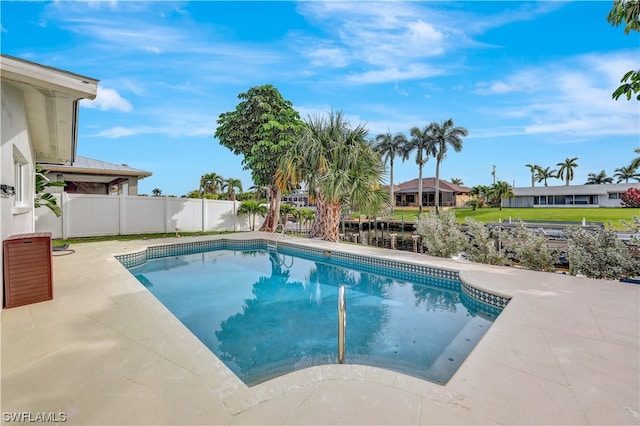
2, 232, 638, 425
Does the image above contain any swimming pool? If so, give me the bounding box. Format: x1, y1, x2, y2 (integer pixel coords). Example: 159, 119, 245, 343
119, 239, 506, 386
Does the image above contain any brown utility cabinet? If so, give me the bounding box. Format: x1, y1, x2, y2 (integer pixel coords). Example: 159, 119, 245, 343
3, 232, 53, 308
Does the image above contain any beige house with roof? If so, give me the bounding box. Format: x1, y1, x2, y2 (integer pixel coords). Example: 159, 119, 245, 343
390, 178, 470, 208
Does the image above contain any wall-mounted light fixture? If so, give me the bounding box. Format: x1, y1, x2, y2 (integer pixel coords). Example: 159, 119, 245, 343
1, 184, 16, 197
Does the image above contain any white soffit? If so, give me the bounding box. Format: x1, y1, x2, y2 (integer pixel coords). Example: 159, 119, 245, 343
1, 54, 98, 164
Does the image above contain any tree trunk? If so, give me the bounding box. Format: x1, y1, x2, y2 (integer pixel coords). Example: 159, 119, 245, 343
259, 186, 281, 232
418, 164, 423, 214
389, 158, 395, 212
309, 197, 342, 242
435, 160, 441, 215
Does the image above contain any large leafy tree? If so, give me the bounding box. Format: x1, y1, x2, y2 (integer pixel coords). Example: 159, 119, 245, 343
404, 126, 436, 213
556, 157, 579, 186
607, 0, 640, 101
278, 111, 388, 242
428, 118, 468, 214
215, 85, 303, 232
374, 131, 408, 211
525, 164, 541, 187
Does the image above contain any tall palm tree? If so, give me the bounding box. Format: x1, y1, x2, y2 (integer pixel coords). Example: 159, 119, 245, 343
614, 165, 640, 183
585, 170, 614, 184
536, 167, 557, 187
490, 181, 514, 211
428, 118, 468, 214
200, 172, 223, 196
632, 147, 640, 171
525, 164, 541, 187
404, 126, 436, 213
374, 131, 408, 211
277, 110, 387, 242
557, 157, 579, 186
152, 188, 162, 197
222, 177, 243, 201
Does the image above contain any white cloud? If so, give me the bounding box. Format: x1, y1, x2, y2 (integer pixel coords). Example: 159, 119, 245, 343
471, 51, 639, 139
394, 84, 408, 97
81, 86, 132, 112
144, 46, 162, 54
346, 65, 442, 84
91, 126, 135, 138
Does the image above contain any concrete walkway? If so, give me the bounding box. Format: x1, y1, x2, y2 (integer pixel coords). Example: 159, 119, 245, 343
2, 232, 638, 425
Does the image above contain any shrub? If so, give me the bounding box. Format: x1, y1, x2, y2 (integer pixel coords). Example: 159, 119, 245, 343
462, 218, 506, 265
621, 188, 640, 208
414, 211, 466, 258
505, 223, 556, 272
564, 225, 639, 280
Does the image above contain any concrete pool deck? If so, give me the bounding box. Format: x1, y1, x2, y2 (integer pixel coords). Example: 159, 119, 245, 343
1, 232, 638, 425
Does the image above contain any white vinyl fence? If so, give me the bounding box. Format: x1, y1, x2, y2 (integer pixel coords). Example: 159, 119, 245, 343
35, 194, 256, 239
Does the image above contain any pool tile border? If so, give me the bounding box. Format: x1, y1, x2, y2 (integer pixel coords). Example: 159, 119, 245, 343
115, 238, 510, 312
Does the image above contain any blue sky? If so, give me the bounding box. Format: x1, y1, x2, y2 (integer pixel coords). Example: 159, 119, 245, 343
2, 1, 638, 196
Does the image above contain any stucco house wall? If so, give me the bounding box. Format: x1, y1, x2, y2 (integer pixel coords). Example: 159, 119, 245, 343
1, 83, 37, 241
1, 54, 98, 307
503, 183, 640, 208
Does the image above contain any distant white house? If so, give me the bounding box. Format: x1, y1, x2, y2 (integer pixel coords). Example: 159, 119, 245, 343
503, 183, 640, 208
1, 54, 98, 304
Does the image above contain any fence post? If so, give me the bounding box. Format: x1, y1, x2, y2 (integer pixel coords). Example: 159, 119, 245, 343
202, 198, 206, 232
61, 192, 69, 240
164, 196, 169, 234
119, 193, 126, 236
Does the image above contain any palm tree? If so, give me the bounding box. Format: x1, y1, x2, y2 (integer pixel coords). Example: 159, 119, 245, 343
297, 208, 315, 233
279, 203, 296, 225
404, 126, 436, 213
34, 165, 65, 217
469, 185, 490, 209
152, 188, 162, 197
450, 178, 464, 185
374, 131, 408, 211
525, 164, 541, 187
585, 170, 614, 184
277, 110, 388, 242
428, 118, 468, 214
490, 181, 514, 211
200, 172, 223, 196
536, 167, 557, 187
632, 147, 640, 171
557, 157, 579, 186
222, 177, 243, 201
614, 165, 640, 183
248, 185, 269, 201
237, 200, 268, 231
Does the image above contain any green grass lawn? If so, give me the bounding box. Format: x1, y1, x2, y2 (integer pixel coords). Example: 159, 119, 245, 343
361, 207, 639, 230
52, 231, 233, 247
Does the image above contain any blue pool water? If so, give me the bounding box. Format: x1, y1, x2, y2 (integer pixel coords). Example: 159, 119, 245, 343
129, 245, 501, 386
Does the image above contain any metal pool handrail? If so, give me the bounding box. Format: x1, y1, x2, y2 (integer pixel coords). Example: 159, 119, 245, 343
338, 285, 346, 364
267, 222, 288, 249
